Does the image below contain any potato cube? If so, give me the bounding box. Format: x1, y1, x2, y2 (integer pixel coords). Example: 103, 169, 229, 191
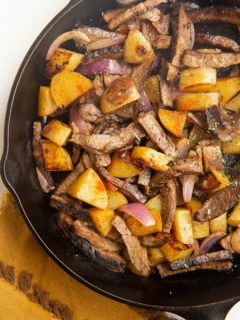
186, 197, 203, 214
89, 207, 114, 237
126, 209, 162, 236
42, 119, 72, 146
67, 168, 108, 209
173, 208, 194, 245
174, 92, 220, 111
210, 213, 227, 233
179, 67, 216, 91
161, 235, 193, 262
40, 140, 73, 171
107, 190, 128, 210
222, 133, 240, 154
38, 86, 58, 116
124, 29, 155, 64
108, 152, 141, 178
131, 146, 172, 171
211, 170, 230, 192
145, 75, 161, 104
227, 203, 240, 227
148, 248, 166, 266
145, 194, 162, 213
225, 94, 240, 112
158, 109, 187, 137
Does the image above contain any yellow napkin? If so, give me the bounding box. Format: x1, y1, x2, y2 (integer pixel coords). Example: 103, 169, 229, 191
0, 192, 143, 320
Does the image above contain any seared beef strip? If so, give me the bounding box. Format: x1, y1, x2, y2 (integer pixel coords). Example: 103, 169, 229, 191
141, 21, 171, 49
108, 0, 168, 30
156, 35, 172, 49
152, 14, 170, 35
78, 104, 103, 123
195, 33, 240, 53
85, 46, 124, 60
194, 181, 240, 222
140, 234, 168, 248
150, 171, 179, 191
50, 194, 83, 218
95, 154, 111, 167
158, 260, 233, 278
159, 76, 173, 106
138, 166, 151, 186
70, 122, 145, 154
131, 60, 153, 92
202, 143, 224, 173
161, 58, 179, 84
188, 6, 240, 26
170, 250, 232, 271
103, 7, 128, 23
171, 149, 203, 175
138, 112, 177, 158
171, 5, 195, 67
112, 216, 150, 277
183, 50, 240, 68
161, 179, 177, 233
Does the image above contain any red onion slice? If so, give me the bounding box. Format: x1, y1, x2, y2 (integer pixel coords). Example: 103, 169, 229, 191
182, 174, 198, 203
77, 58, 123, 75
86, 37, 125, 51
199, 232, 226, 255
36, 167, 55, 193
69, 104, 90, 135
140, 90, 153, 112
119, 203, 155, 227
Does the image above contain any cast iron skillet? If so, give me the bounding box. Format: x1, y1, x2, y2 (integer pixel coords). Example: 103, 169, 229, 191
1, 1, 240, 319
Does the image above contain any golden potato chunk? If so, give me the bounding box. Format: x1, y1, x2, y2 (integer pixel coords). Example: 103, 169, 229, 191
131, 146, 172, 171
210, 213, 227, 233
67, 168, 108, 209
42, 119, 72, 146
145, 75, 161, 104
158, 109, 187, 138
211, 170, 230, 192
46, 48, 84, 78
126, 209, 162, 236
107, 190, 128, 210
174, 92, 219, 111
148, 248, 167, 266
179, 67, 216, 91
89, 207, 114, 237
173, 208, 194, 245
222, 134, 240, 154
101, 76, 140, 114
161, 235, 193, 262
228, 203, 240, 227
145, 194, 162, 213
225, 94, 240, 112
51, 70, 93, 108
107, 152, 141, 178
40, 140, 73, 172
38, 86, 58, 116
124, 29, 155, 64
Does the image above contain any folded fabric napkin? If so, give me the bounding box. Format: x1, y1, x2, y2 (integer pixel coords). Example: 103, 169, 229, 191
0, 192, 180, 320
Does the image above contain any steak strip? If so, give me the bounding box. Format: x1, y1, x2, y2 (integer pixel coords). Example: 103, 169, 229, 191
170, 250, 232, 271
50, 194, 83, 218
140, 234, 168, 248
131, 60, 153, 92
138, 112, 177, 158
157, 260, 233, 278
195, 33, 240, 53
194, 181, 240, 222
171, 149, 203, 175
161, 179, 177, 233
183, 50, 240, 68
108, 0, 168, 30
112, 216, 150, 277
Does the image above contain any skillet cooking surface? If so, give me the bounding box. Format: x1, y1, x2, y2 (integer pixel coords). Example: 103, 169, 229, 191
1, 0, 240, 317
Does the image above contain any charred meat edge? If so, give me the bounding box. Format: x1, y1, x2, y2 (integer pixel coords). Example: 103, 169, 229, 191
170, 250, 232, 271
171, 148, 203, 175
112, 216, 150, 277
195, 33, 240, 53
161, 179, 177, 233
140, 234, 168, 248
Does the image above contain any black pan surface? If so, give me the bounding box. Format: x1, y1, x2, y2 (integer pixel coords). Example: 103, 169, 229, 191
1, 1, 240, 319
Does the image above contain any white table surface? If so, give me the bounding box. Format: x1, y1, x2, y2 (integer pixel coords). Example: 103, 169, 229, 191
0, 1, 238, 319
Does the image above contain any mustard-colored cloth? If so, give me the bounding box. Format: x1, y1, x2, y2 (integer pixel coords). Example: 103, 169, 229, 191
0, 192, 143, 320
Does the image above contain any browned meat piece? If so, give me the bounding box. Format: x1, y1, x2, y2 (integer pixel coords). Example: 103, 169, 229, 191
72, 144, 81, 165
161, 58, 179, 84
229, 65, 240, 77
195, 33, 240, 53
202, 143, 224, 173
194, 181, 240, 222
82, 152, 94, 169
103, 7, 127, 23
196, 172, 221, 192
138, 112, 177, 158
70, 122, 145, 154
103, 74, 120, 87
170, 250, 232, 271
155, 35, 172, 49
171, 5, 195, 67
85, 46, 124, 60
95, 154, 111, 167
159, 76, 173, 106
172, 149, 203, 175
127, 19, 141, 31
141, 8, 162, 22
220, 234, 233, 252
161, 179, 177, 233
183, 50, 240, 68
50, 194, 83, 218
112, 216, 150, 277
78, 104, 103, 123
108, 0, 168, 30
189, 125, 210, 148
131, 60, 153, 92
157, 260, 233, 278
96, 164, 147, 203
187, 112, 208, 130
115, 103, 141, 119
138, 166, 151, 186
140, 234, 168, 248
150, 171, 179, 191
152, 14, 170, 35
141, 21, 171, 49
188, 6, 240, 26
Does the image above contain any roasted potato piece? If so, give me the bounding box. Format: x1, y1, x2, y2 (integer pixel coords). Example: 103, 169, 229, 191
210, 213, 227, 233
161, 235, 193, 262
40, 140, 73, 172
227, 203, 240, 227
173, 208, 194, 245
222, 133, 240, 154
67, 168, 108, 209
101, 76, 140, 114
145, 75, 161, 104
225, 94, 240, 112
186, 197, 202, 215
158, 109, 187, 138
148, 248, 167, 266
89, 207, 114, 237
107, 190, 128, 210
123, 248, 143, 276
231, 228, 240, 254
131, 147, 172, 171
124, 29, 155, 64
145, 194, 162, 213
179, 67, 217, 91
51, 70, 93, 108
108, 153, 141, 178
211, 170, 230, 192
46, 48, 84, 78
174, 92, 219, 111
42, 119, 72, 146
38, 86, 58, 116
126, 209, 162, 236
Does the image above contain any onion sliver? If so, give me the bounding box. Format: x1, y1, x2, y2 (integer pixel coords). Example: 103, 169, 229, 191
78, 58, 123, 75
199, 232, 225, 255
120, 203, 155, 227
